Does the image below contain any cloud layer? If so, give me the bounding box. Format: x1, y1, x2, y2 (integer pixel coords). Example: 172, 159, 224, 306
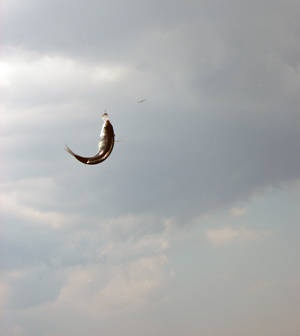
2, 0, 300, 335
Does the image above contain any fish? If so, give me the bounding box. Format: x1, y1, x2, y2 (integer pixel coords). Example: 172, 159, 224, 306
65, 113, 115, 165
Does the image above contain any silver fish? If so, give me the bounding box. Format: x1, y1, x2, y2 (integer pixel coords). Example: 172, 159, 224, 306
65, 113, 115, 165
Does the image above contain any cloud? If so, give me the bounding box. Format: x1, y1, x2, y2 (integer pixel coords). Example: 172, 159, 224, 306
0, 253, 171, 335
2, 1, 300, 219
230, 207, 247, 217
0, 48, 128, 113
1, 193, 71, 230
2, 0, 203, 62
0, 200, 172, 310
2, 1, 300, 334
0, 281, 9, 312
205, 226, 270, 247
4, 267, 65, 310
56, 255, 169, 315
98, 256, 168, 309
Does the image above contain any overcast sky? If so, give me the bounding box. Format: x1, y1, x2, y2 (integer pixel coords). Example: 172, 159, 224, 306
1, 0, 300, 335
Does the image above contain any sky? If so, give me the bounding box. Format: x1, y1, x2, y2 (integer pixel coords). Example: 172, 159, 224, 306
1, 0, 300, 335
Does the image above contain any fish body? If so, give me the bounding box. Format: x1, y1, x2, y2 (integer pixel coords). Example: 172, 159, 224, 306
65, 114, 115, 165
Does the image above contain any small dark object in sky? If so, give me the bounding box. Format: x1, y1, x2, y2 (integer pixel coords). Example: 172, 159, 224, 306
137, 98, 147, 103
65, 113, 115, 165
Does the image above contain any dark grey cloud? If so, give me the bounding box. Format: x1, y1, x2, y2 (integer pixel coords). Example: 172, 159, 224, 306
3, 0, 203, 62
2, 0, 300, 221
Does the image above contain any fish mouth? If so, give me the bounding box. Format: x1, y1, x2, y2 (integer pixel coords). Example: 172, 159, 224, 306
102, 112, 109, 120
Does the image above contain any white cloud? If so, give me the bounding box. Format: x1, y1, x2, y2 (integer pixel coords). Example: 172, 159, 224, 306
0, 48, 128, 90
205, 226, 270, 247
0, 281, 10, 312
230, 207, 247, 217
97, 255, 168, 309
46, 255, 169, 317
0, 207, 173, 312
0, 47, 130, 131
0, 191, 75, 229
98, 215, 171, 260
